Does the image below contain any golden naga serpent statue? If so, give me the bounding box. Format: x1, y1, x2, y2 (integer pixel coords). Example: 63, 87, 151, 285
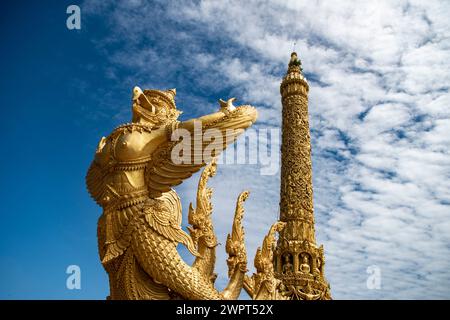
86, 86, 262, 299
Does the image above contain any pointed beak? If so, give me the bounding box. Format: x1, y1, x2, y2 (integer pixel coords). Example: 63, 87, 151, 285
132, 86, 155, 113
133, 86, 143, 101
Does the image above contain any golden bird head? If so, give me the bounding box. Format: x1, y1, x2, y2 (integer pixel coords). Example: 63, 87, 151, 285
132, 86, 181, 127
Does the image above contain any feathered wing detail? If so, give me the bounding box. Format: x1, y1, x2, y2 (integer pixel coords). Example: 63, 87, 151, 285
145, 107, 256, 197
99, 206, 137, 264
86, 161, 109, 206
86, 131, 122, 206
143, 190, 199, 257
144, 209, 199, 257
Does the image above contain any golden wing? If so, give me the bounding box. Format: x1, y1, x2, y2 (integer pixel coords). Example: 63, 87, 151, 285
145, 104, 257, 197
143, 190, 199, 256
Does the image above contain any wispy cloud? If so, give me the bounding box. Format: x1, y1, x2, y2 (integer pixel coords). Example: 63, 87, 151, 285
83, 0, 450, 299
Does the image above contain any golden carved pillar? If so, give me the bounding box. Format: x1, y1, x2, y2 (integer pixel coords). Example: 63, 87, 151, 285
275, 52, 331, 300
279, 54, 315, 241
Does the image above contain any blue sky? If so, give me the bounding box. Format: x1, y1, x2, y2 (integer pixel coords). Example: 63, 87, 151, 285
1, 0, 450, 299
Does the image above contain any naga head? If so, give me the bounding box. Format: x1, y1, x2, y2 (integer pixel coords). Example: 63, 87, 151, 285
132, 86, 182, 128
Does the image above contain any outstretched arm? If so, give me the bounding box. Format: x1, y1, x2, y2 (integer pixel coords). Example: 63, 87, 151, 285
145, 99, 257, 197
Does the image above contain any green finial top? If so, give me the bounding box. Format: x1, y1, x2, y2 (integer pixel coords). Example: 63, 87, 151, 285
289, 52, 303, 71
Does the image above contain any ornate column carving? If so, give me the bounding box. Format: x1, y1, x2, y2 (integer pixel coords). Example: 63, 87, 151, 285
275, 52, 331, 300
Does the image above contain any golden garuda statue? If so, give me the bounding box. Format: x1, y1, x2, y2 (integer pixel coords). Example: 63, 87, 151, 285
86, 86, 258, 299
